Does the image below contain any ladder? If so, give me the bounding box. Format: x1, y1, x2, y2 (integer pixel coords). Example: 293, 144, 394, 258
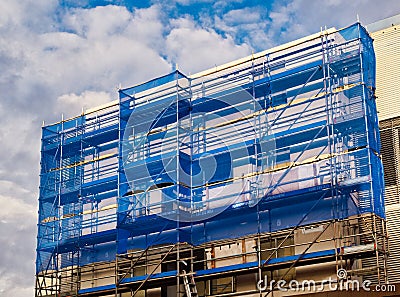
181, 270, 198, 297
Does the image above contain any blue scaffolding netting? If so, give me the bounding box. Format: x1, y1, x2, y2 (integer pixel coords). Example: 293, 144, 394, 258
36, 22, 385, 295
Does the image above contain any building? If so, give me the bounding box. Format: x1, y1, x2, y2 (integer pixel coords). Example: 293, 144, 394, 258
36, 22, 388, 296
367, 14, 400, 284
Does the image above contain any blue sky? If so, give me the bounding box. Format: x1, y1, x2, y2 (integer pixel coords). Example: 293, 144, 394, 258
0, 0, 399, 296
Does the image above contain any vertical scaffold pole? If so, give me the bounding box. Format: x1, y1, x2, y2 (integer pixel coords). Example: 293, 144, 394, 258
321, 27, 342, 273
175, 71, 181, 297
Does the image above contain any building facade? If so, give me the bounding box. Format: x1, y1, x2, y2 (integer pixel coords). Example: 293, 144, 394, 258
368, 14, 400, 284
36, 23, 387, 297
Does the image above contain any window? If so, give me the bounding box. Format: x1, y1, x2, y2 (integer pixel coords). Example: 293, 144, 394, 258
209, 276, 235, 295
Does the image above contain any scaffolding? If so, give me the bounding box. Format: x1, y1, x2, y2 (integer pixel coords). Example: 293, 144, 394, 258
36, 22, 387, 297
36, 102, 120, 296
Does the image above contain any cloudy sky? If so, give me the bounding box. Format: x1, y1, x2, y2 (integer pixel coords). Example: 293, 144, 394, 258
0, 0, 399, 296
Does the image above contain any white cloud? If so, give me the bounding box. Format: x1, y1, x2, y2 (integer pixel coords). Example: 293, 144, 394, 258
0, 0, 56, 32
212, 0, 244, 12
165, 17, 251, 73
212, 6, 275, 50
0, 181, 37, 297
62, 5, 132, 39
58, 90, 113, 116
0, 181, 35, 221
126, 4, 166, 49
33, 5, 171, 98
166, 0, 214, 5
221, 8, 261, 25
0, 275, 33, 297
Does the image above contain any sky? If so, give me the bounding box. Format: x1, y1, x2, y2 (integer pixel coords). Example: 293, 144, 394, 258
0, 0, 399, 296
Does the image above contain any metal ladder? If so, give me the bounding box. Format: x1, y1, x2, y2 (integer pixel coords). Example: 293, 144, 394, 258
181, 270, 198, 297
